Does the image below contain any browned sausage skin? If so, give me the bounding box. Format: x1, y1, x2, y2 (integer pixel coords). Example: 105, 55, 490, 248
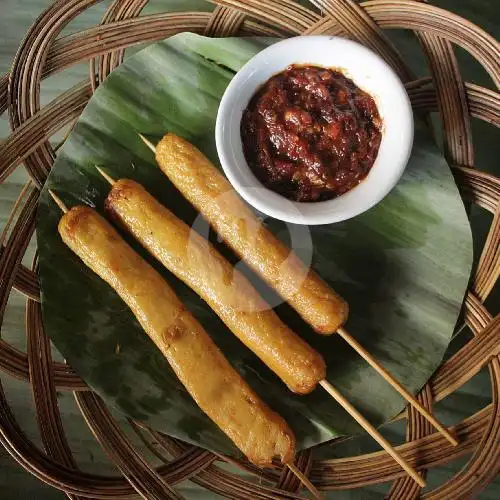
105, 179, 326, 395
154, 133, 349, 334
58, 206, 296, 466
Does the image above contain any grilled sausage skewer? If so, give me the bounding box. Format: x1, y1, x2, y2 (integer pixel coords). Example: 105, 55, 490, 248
139, 132, 458, 448
103, 175, 325, 395
48, 190, 298, 470
96, 172, 426, 487
148, 133, 348, 335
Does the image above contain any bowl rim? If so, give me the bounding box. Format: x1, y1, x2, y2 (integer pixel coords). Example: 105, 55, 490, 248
215, 35, 414, 225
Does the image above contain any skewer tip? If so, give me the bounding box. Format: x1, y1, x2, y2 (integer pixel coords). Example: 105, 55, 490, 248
336, 327, 459, 447
285, 462, 324, 500
318, 379, 426, 488
448, 434, 459, 448
137, 133, 157, 154
95, 166, 116, 186
48, 189, 68, 214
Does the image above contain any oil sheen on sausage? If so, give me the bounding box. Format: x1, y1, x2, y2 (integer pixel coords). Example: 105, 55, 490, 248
155, 133, 349, 334
105, 180, 325, 395
58, 206, 296, 466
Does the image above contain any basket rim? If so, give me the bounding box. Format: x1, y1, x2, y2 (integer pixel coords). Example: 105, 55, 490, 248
0, 1, 499, 499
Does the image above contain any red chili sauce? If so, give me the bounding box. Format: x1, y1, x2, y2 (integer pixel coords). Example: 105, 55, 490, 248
241, 65, 382, 202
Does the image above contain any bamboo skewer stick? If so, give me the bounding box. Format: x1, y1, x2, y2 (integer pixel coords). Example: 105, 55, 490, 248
336, 327, 458, 446
319, 380, 425, 487
96, 166, 116, 185
48, 189, 68, 213
211, 452, 324, 500
49, 186, 324, 500
286, 461, 324, 500
95, 167, 425, 488
138, 133, 156, 153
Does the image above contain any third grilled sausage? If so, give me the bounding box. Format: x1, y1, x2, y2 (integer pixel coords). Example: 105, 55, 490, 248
59, 205, 295, 466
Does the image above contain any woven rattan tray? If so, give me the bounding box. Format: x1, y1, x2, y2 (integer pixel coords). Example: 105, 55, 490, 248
1, 1, 499, 498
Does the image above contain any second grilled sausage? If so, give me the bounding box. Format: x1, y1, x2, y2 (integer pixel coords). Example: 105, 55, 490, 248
105, 179, 326, 394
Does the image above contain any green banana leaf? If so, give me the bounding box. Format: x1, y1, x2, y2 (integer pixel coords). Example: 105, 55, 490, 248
36, 33, 473, 455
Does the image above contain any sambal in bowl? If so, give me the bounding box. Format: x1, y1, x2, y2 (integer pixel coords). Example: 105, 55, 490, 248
216, 36, 413, 225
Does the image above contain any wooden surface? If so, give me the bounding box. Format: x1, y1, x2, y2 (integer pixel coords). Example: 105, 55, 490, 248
0, 1, 499, 498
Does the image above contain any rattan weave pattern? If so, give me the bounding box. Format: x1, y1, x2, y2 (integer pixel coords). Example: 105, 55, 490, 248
0, 1, 499, 498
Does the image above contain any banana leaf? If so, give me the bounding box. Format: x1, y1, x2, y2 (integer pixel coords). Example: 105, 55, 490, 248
37, 33, 473, 455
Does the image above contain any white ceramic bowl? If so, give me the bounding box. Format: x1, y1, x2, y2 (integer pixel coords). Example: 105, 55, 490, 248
215, 36, 414, 225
